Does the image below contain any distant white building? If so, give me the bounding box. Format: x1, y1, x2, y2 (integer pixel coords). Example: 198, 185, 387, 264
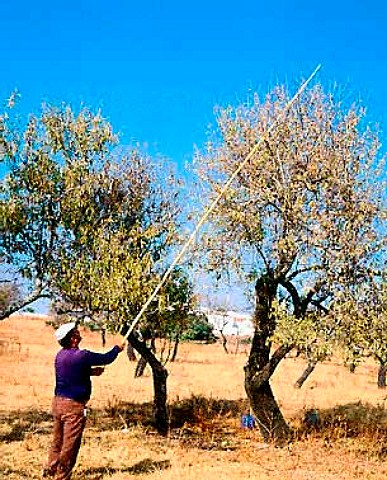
200, 308, 254, 337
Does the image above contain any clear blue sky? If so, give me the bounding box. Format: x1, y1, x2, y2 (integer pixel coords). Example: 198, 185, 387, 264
1, 0, 386, 312
1, 0, 386, 171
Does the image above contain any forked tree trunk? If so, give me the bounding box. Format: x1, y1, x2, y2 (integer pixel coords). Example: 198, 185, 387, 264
128, 332, 169, 436
244, 274, 291, 442
134, 338, 156, 377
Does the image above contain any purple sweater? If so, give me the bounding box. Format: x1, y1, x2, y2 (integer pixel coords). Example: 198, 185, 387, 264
54, 346, 120, 403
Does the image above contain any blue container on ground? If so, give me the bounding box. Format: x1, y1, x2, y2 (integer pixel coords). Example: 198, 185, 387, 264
241, 413, 256, 429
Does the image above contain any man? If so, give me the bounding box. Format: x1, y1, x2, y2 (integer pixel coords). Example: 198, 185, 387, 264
43, 322, 126, 479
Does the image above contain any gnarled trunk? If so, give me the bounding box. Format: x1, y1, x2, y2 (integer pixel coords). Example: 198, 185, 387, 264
128, 333, 169, 436
134, 338, 156, 377
245, 369, 289, 441
245, 335, 291, 441
244, 274, 291, 442
135, 356, 148, 377
220, 331, 229, 354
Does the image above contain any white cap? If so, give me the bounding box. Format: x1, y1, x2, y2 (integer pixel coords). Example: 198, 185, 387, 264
55, 322, 76, 341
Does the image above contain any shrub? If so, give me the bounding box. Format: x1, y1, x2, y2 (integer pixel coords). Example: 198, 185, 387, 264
181, 313, 217, 343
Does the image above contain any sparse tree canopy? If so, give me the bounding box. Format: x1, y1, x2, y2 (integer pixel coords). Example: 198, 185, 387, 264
0, 100, 187, 435
195, 83, 386, 440
0, 102, 184, 326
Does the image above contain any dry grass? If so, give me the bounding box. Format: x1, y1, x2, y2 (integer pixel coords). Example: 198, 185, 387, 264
2, 315, 387, 479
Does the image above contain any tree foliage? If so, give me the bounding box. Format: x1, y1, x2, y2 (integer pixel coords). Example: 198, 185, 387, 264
197, 84, 384, 299
0, 99, 189, 434
181, 312, 217, 343
0, 101, 186, 332
340, 281, 387, 385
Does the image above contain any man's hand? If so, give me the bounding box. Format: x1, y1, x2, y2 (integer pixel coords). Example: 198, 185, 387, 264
117, 340, 127, 352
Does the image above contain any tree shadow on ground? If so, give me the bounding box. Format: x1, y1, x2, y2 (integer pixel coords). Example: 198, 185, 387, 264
0, 466, 31, 479
0, 410, 52, 443
0, 397, 248, 444
76, 459, 171, 479
297, 401, 387, 438
98, 395, 249, 431
4, 399, 387, 454
294, 401, 387, 459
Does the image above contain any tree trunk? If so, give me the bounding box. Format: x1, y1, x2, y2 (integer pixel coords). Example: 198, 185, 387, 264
220, 331, 228, 354
348, 362, 356, 373
126, 342, 137, 361
134, 337, 156, 377
101, 328, 106, 348
152, 363, 169, 435
244, 274, 291, 442
135, 356, 147, 377
294, 361, 317, 389
128, 332, 169, 436
378, 362, 387, 389
245, 371, 289, 441
245, 339, 291, 441
170, 335, 179, 362
235, 337, 241, 354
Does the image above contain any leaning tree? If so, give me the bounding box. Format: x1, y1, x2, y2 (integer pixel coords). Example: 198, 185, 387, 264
194, 83, 386, 440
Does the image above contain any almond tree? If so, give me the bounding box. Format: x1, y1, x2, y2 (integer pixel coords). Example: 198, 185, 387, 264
51, 146, 186, 435
0, 102, 185, 434
194, 83, 386, 440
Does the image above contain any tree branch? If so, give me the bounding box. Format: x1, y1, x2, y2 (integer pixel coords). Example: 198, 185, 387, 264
0, 285, 49, 321
278, 278, 302, 316
245, 343, 293, 385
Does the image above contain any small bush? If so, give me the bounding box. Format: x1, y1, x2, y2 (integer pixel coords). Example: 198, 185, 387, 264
181, 313, 217, 343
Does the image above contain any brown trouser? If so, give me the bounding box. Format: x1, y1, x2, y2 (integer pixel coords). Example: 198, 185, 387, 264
44, 396, 86, 480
